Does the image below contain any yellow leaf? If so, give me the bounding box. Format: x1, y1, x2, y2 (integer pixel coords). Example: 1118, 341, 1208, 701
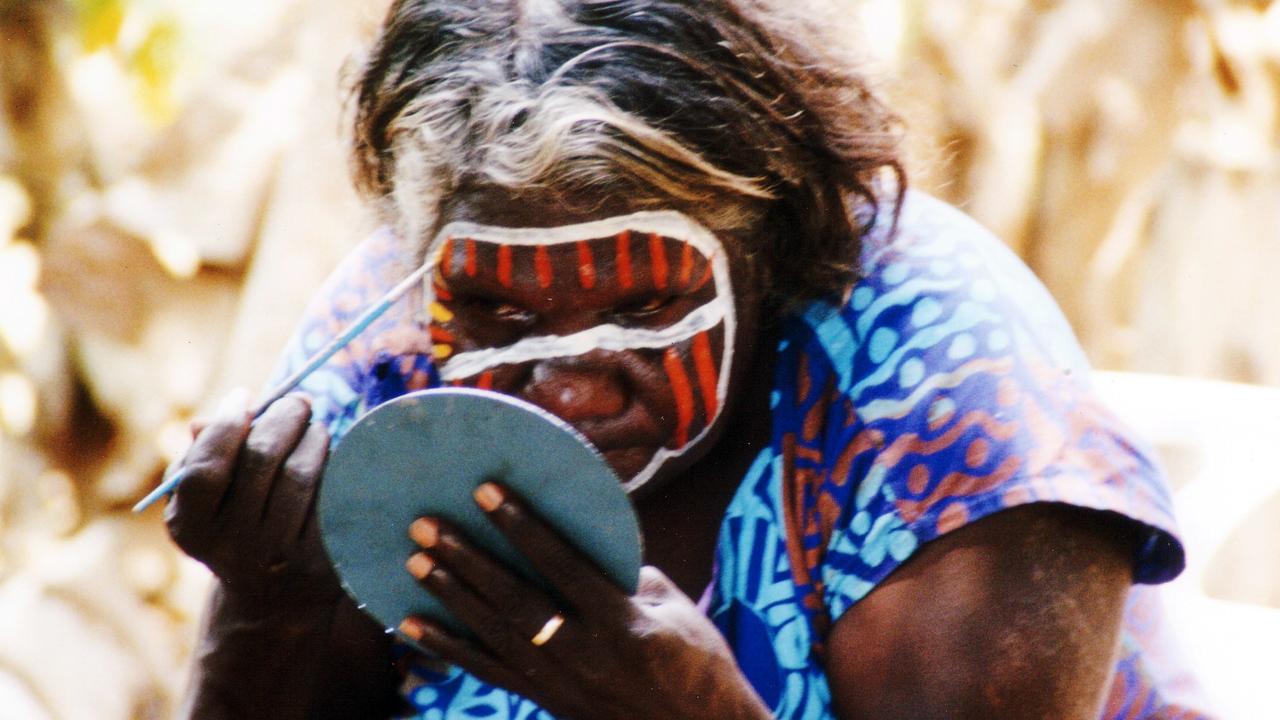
74, 0, 125, 52
127, 19, 181, 124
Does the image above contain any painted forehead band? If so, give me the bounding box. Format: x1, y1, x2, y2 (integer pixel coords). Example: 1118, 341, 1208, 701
423, 211, 736, 383
423, 210, 737, 492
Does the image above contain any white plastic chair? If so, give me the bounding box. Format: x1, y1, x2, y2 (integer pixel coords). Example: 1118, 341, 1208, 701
1093, 371, 1280, 719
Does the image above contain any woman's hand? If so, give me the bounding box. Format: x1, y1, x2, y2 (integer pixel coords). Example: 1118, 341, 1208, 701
398, 482, 772, 720
163, 390, 340, 609
161, 390, 398, 720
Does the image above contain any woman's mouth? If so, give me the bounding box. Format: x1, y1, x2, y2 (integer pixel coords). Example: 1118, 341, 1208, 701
599, 446, 656, 481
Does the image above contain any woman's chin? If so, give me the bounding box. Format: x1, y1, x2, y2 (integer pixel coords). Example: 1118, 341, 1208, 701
602, 446, 657, 483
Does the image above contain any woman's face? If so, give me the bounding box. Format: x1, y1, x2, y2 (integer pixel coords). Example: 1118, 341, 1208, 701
421, 187, 766, 495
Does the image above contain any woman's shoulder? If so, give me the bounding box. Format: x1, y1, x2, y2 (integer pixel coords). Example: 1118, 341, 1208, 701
849, 191, 1091, 376
772, 192, 1183, 608
786, 191, 1094, 417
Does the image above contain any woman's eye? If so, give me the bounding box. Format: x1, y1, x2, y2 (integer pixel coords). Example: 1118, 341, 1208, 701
612, 296, 675, 321
460, 297, 535, 324
491, 302, 533, 322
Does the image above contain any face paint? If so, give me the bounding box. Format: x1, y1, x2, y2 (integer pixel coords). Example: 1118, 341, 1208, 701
422, 211, 737, 492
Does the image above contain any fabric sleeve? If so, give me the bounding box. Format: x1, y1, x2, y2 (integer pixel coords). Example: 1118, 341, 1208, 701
262, 227, 426, 443
775, 194, 1184, 625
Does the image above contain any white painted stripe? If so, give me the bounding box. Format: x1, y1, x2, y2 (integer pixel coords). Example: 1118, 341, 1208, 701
437, 299, 725, 380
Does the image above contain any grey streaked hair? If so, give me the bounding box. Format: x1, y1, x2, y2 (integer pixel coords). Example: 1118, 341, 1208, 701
351, 0, 904, 310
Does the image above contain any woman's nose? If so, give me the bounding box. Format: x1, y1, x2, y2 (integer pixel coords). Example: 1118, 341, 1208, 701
519, 355, 628, 423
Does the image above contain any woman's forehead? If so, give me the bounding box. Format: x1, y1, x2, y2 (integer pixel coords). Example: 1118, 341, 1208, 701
427, 210, 727, 266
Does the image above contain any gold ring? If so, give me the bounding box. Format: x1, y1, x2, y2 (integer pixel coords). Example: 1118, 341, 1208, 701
530, 613, 565, 647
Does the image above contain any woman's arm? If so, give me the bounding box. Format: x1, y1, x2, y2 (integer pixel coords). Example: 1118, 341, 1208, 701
165, 392, 398, 719
825, 504, 1136, 720
181, 581, 396, 720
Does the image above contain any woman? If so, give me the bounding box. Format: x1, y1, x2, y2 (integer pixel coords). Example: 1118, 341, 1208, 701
165, 1, 1209, 718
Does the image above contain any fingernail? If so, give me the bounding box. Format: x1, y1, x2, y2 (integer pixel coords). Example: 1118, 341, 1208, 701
399, 617, 425, 641
216, 387, 251, 417
283, 392, 313, 412
473, 482, 503, 512
406, 553, 435, 579
409, 518, 439, 548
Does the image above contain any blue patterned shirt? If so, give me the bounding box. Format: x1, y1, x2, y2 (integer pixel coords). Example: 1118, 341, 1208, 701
270, 193, 1209, 719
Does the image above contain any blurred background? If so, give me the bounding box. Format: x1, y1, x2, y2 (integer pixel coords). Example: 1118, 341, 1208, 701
0, 0, 1276, 717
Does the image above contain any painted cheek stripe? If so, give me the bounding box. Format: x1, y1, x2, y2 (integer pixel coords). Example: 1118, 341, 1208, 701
692, 331, 719, 421
465, 239, 477, 277
663, 347, 695, 448
497, 245, 513, 288
616, 231, 633, 289
679, 241, 695, 286
649, 233, 669, 290
432, 279, 452, 301
440, 238, 454, 277
577, 241, 596, 289
535, 245, 553, 289
435, 299, 725, 381
689, 260, 714, 293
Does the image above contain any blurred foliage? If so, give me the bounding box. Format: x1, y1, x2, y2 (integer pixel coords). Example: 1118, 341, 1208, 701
128, 19, 179, 122
71, 0, 182, 123
73, 0, 125, 52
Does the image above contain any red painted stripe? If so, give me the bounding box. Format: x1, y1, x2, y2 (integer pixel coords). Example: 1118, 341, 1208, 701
440, 238, 454, 277
465, 239, 477, 277
535, 245, 553, 289
663, 347, 695, 447
678, 242, 695, 286
476, 371, 494, 390
692, 331, 719, 421
429, 326, 455, 343
690, 261, 714, 292
616, 231, 633, 289
497, 245, 513, 287
649, 233, 668, 290
432, 280, 452, 301
577, 241, 596, 289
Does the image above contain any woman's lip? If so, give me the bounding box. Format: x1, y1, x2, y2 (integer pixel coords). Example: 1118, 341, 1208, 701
598, 446, 656, 476
598, 445, 649, 458
582, 429, 663, 454
571, 410, 665, 452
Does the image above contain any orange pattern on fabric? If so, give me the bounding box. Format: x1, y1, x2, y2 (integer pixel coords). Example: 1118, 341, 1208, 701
779, 375, 841, 659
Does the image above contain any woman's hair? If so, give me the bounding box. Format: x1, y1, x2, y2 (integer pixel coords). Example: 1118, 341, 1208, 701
351, 0, 904, 309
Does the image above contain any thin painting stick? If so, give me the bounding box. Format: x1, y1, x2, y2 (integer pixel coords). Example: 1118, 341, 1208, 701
132, 262, 432, 513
